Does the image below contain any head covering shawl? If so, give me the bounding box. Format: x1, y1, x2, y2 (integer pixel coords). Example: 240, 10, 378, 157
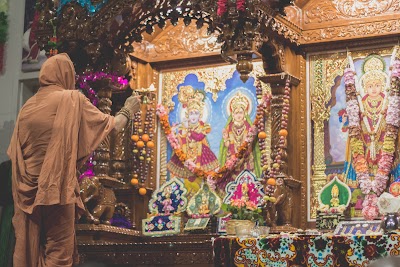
8, 53, 115, 214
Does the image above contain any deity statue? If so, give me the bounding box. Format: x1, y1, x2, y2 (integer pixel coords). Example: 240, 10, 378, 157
167, 86, 219, 195
330, 184, 340, 207
241, 183, 250, 202
161, 186, 175, 215
198, 193, 210, 215
344, 55, 389, 188
217, 92, 261, 190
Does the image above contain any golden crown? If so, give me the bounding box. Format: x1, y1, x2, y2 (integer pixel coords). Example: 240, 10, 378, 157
363, 56, 384, 73
360, 56, 387, 88
178, 85, 205, 111
230, 92, 249, 112
361, 70, 387, 88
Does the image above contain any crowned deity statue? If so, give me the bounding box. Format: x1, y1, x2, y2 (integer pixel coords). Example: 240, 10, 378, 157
217, 92, 261, 190
330, 185, 340, 207
344, 55, 389, 188
167, 86, 219, 195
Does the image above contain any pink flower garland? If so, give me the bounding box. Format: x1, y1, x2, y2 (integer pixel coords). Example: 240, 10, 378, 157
217, 0, 246, 16
344, 57, 400, 220
217, 0, 228, 16
236, 0, 246, 12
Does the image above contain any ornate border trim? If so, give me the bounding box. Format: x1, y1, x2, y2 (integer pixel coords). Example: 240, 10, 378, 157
301, 18, 400, 44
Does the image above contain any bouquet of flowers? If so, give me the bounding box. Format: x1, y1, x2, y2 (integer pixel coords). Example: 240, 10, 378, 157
222, 198, 263, 224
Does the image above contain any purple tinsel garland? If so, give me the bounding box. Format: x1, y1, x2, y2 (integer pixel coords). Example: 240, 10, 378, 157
76, 71, 129, 106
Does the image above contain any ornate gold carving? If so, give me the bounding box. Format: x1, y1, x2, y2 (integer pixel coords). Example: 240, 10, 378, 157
132, 22, 221, 63
299, 55, 307, 229
302, 18, 400, 43
333, 0, 400, 18
283, 5, 302, 27
162, 62, 265, 110
270, 18, 301, 45
309, 56, 335, 219
304, 2, 338, 24
305, 0, 400, 24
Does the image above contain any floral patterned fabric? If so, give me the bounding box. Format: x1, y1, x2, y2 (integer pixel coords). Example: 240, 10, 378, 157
213, 234, 400, 266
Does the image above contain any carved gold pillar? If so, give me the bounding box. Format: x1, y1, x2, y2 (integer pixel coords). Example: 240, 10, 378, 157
310, 121, 330, 218
310, 62, 331, 218
92, 79, 112, 178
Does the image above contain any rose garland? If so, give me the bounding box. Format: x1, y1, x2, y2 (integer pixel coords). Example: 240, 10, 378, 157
217, 0, 246, 16
344, 50, 400, 220
156, 89, 271, 185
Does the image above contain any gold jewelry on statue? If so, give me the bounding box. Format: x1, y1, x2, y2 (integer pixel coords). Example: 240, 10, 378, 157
232, 123, 246, 151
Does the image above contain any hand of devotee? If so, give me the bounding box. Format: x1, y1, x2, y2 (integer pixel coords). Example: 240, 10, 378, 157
114, 95, 141, 132
124, 95, 141, 114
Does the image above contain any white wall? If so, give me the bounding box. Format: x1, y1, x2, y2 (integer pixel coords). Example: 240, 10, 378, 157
0, 0, 38, 163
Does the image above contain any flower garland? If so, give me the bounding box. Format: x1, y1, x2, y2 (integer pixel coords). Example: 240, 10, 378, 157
264, 78, 291, 203
344, 49, 400, 220
156, 88, 271, 184
217, 0, 246, 16
255, 81, 269, 170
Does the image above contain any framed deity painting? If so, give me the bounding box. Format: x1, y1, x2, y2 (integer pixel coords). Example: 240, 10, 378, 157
158, 62, 270, 198
308, 46, 399, 220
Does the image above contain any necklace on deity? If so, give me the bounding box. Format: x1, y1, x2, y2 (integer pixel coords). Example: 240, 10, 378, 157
233, 123, 246, 137
359, 94, 387, 160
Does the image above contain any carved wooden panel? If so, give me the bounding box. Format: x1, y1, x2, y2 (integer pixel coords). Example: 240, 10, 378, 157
299, 0, 400, 43
304, 0, 400, 25
132, 21, 221, 63
78, 234, 216, 266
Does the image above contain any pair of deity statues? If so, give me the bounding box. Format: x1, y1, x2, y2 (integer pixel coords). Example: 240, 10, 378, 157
167, 86, 261, 194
